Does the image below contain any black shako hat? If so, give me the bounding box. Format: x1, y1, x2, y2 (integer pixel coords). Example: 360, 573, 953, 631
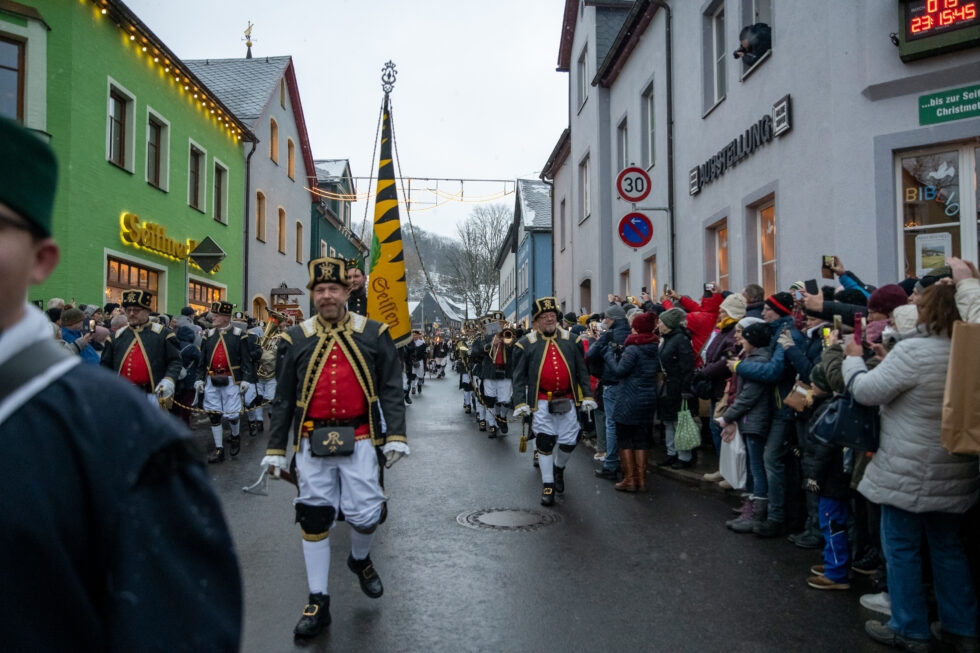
307, 256, 351, 290
532, 297, 561, 321
211, 301, 234, 316
121, 289, 153, 310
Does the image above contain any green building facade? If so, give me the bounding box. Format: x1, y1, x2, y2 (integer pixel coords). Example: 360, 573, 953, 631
3, 0, 252, 315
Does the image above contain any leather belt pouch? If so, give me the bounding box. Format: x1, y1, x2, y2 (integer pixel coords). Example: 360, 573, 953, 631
210, 375, 230, 387
310, 426, 356, 457
548, 399, 572, 414
494, 369, 507, 379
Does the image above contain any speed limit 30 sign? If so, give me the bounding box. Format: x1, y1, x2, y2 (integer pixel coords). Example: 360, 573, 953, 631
616, 166, 651, 203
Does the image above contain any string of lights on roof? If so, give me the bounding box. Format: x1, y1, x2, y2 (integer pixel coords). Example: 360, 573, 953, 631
305, 184, 515, 204
90, 0, 249, 143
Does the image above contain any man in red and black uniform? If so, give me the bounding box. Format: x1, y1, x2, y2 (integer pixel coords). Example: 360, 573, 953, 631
512, 297, 596, 506
100, 289, 182, 406
194, 301, 255, 463
260, 256, 407, 640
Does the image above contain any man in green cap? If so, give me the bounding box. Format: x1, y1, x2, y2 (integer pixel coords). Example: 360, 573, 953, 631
0, 117, 242, 651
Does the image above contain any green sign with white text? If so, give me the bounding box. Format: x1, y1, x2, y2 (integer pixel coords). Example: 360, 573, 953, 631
919, 84, 980, 125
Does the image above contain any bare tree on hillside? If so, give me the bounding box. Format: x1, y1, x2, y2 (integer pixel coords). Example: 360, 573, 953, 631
447, 203, 512, 317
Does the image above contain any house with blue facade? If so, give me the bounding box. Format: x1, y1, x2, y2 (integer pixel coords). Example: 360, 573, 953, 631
513, 179, 553, 327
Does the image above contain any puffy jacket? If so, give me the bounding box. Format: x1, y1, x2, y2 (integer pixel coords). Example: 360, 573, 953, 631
696, 323, 738, 400
586, 318, 631, 383
955, 277, 980, 324
802, 394, 852, 500
733, 315, 805, 418
783, 322, 827, 384
662, 294, 723, 366
603, 340, 660, 425
658, 327, 695, 422
844, 329, 980, 514
722, 346, 772, 436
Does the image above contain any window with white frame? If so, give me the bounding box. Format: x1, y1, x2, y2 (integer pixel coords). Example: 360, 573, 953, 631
560, 198, 567, 251
106, 79, 135, 172
758, 203, 776, 296
641, 84, 654, 168
738, 0, 772, 76
0, 14, 47, 132
213, 159, 228, 223
295, 221, 303, 263
702, 2, 726, 113
278, 208, 286, 254
644, 254, 657, 298
0, 35, 24, 122
256, 191, 266, 241
187, 141, 206, 212
146, 108, 170, 191
579, 155, 590, 222
576, 46, 588, 109
329, 246, 336, 257
713, 220, 730, 290
619, 268, 630, 297
616, 119, 628, 172
320, 239, 328, 257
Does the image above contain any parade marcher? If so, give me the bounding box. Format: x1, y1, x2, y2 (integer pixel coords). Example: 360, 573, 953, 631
469, 317, 490, 429
400, 341, 415, 405
409, 329, 427, 394
194, 301, 256, 463
512, 298, 597, 506
259, 256, 408, 639
0, 116, 241, 651
248, 311, 285, 434
432, 336, 450, 378
454, 327, 475, 412
99, 289, 182, 407
480, 311, 515, 437
346, 255, 367, 315
236, 313, 265, 438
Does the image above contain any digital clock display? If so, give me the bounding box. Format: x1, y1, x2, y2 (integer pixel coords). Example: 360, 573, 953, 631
906, 0, 979, 41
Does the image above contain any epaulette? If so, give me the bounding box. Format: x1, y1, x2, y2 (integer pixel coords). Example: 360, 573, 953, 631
378, 322, 390, 335
349, 312, 367, 333
559, 328, 570, 340
151, 322, 163, 334
206, 328, 215, 337
116, 325, 129, 336
232, 326, 243, 336
526, 331, 538, 344
300, 316, 317, 337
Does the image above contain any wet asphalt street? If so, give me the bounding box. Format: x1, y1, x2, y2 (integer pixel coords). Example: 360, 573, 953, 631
202, 375, 883, 653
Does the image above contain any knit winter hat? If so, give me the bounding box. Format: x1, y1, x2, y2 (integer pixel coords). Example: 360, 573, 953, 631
563, 311, 577, 325
835, 288, 868, 307
82, 305, 98, 318
764, 292, 794, 317
898, 278, 917, 297
632, 312, 658, 334
742, 322, 772, 348
868, 284, 908, 316
659, 307, 686, 330
737, 316, 765, 330
719, 293, 747, 320
915, 266, 952, 293
810, 363, 831, 394
60, 307, 85, 327
605, 304, 627, 320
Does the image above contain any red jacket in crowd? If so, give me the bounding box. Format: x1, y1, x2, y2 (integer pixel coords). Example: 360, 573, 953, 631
662, 293, 724, 367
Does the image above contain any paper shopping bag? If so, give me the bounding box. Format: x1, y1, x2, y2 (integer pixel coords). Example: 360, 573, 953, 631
940, 321, 980, 455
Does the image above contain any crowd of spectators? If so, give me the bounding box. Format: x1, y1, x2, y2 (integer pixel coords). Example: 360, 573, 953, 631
576, 256, 980, 652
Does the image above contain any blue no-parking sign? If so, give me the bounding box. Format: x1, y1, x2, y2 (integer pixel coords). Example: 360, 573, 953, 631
618, 213, 653, 248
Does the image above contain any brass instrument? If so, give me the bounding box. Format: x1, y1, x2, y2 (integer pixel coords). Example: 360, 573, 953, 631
260, 309, 289, 347
257, 309, 288, 379
501, 328, 516, 346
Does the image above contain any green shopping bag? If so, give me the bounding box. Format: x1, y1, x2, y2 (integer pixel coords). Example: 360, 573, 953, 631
674, 399, 701, 451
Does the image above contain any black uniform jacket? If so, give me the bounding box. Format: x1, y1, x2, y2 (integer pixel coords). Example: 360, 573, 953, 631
197, 325, 257, 385
511, 327, 593, 413
348, 288, 367, 316
468, 334, 488, 378
100, 321, 182, 389
0, 364, 242, 652
479, 336, 515, 379
266, 311, 407, 454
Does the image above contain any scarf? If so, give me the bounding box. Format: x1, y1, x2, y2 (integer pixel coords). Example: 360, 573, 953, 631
624, 333, 659, 347
716, 316, 738, 330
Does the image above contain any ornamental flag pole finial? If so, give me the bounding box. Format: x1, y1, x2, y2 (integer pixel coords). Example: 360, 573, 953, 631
381, 60, 397, 94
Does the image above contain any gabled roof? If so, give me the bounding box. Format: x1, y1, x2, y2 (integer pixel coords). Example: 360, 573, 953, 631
184, 55, 317, 194
595, 0, 661, 88
556, 0, 579, 72
516, 179, 552, 232
541, 128, 571, 180
313, 159, 354, 191
557, 0, 635, 72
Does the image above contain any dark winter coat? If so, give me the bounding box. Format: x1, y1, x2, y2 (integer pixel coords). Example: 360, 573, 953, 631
657, 327, 695, 422
745, 301, 765, 319
732, 315, 805, 419
802, 395, 852, 500
602, 341, 660, 425
783, 323, 828, 384
722, 346, 773, 436
695, 323, 738, 400
586, 318, 631, 383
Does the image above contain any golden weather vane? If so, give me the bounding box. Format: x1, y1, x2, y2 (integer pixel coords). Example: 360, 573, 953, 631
243, 21, 256, 58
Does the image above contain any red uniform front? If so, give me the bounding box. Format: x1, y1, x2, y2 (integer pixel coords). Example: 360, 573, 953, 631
538, 341, 571, 400
307, 345, 370, 436
494, 343, 504, 366
210, 339, 230, 374
121, 340, 150, 386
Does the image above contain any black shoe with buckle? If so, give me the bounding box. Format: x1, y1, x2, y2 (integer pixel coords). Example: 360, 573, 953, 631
479, 420, 487, 432
554, 466, 565, 494
248, 421, 259, 438
541, 483, 556, 506
464, 405, 471, 414
533, 451, 539, 468
488, 425, 497, 438
293, 593, 330, 638
404, 392, 412, 405
347, 554, 384, 598
499, 420, 508, 434
228, 435, 241, 457
207, 447, 224, 464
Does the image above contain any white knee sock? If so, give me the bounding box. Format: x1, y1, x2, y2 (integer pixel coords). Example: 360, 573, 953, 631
555, 447, 572, 469
253, 406, 263, 421
302, 538, 331, 595
539, 453, 555, 484
229, 419, 240, 436
211, 425, 223, 448
463, 391, 472, 404
350, 530, 376, 561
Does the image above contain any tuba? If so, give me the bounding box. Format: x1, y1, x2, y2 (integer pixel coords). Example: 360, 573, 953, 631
257, 309, 288, 379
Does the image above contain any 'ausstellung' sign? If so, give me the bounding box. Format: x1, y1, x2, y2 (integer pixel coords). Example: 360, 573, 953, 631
689, 95, 792, 195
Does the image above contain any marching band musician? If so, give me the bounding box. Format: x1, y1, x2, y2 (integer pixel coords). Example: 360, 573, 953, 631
468, 317, 490, 430
454, 323, 475, 414
432, 335, 450, 378
346, 255, 367, 315
99, 289, 182, 406
480, 311, 515, 438
194, 301, 256, 463
512, 297, 597, 506
248, 311, 285, 434
259, 256, 408, 640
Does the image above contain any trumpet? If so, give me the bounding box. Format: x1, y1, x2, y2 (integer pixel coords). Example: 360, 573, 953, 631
501, 328, 516, 346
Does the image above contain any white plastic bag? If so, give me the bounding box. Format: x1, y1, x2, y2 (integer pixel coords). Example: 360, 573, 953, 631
719, 424, 747, 489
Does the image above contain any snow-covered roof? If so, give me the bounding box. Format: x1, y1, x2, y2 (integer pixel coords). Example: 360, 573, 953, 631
516, 178, 552, 230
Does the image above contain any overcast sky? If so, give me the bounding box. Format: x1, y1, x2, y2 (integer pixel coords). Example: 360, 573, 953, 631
127, 0, 568, 240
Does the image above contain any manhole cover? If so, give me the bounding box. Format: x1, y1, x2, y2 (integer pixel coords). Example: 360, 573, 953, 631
456, 508, 561, 532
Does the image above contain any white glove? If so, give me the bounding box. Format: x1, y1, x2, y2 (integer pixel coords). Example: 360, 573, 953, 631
239, 380, 252, 394
513, 404, 532, 418
154, 378, 175, 399
580, 399, 598, 413
384, 450, 404, 469
260, 455, 287, 478
194, 380, 205, 393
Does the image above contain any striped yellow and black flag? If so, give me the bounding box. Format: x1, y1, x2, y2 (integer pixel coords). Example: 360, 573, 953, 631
367, 94, 411, 347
